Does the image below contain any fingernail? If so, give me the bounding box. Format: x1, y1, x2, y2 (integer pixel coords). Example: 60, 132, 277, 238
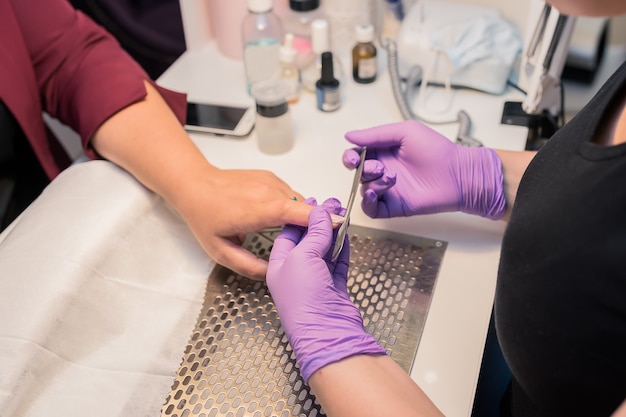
330, 214, 345, 227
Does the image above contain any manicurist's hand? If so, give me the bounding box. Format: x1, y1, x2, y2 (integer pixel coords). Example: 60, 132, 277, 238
342, 120, 507, 220
266, 200, 386, 383
267, 200, 444, 417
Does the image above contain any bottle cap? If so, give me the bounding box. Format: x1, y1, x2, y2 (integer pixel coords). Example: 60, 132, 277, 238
289, 0, 320, 12
311, 19, 329, 53
247, 0, 272, 13
319, 51, 337, 85
279, 33, 297, 63
251, 79, 289, 117
355, 24, 375, 43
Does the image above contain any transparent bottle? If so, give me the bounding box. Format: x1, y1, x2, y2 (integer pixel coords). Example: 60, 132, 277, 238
281, 0, 325, 69
352, 23, 377, 84
242, 0, 284, 94
301, 18, 344, 93
251, 79, 294, 155
275, 33, 301, 104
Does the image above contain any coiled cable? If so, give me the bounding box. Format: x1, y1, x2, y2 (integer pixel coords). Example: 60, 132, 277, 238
381, 36, 483, 146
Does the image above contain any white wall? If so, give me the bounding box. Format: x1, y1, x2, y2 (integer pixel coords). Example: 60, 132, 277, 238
609, 15, 626, 45
178, 0, 212, 51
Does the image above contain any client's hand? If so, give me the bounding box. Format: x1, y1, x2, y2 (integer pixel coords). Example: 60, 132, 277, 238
267, 201, 386, 384
342, 120, 506, 220
176, 168, 314, 280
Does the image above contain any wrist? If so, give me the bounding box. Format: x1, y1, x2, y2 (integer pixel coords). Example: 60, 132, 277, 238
162, 162, 221, 215
288, 322, 387, 384
456, 146, 506, 220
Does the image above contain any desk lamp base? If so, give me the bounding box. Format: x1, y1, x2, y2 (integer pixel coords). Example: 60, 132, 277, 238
501, 101, 559, 150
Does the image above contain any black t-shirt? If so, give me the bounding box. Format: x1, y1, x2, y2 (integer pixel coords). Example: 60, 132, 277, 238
496, 61, 626, 417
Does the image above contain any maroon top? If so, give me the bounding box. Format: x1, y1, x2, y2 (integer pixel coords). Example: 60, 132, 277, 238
0, 0, 187, 179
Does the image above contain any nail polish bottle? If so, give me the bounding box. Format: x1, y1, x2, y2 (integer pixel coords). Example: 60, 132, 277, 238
315, 51, 340, 112
301, 18, 344, 93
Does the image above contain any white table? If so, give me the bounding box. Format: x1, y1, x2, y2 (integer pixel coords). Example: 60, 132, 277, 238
157, 42, 529, 417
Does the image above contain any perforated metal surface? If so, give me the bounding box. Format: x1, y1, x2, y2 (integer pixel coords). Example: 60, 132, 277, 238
162, 225, 447, 417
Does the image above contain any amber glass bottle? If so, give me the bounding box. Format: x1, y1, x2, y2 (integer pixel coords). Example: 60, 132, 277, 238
352, 24, 377, 84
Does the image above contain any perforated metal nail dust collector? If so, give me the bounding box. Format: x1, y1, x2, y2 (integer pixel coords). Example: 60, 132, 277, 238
162, 225, 447, 417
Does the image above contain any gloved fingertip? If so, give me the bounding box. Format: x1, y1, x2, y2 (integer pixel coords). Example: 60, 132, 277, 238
321, 197, 342, 211
364, 188, 378, 201
367, 169, 397, 194
345, 129, 374, 147
344, 130, 360, 142
360, 160, 384, 182
362, 189, 379, 218
385, 170, 397, 184
341, 148, 360, 168
303, 197, 317, 206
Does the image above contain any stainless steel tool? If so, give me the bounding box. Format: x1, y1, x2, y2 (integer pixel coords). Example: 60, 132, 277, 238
331, 146, 367, 262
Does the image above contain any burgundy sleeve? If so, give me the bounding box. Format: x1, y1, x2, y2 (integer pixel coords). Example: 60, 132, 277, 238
11, 0, 187, 159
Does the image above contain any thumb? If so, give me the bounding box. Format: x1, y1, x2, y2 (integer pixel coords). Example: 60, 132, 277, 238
296, 206, 333, 259
345, 120, 415, 148
269, 224, 305, 264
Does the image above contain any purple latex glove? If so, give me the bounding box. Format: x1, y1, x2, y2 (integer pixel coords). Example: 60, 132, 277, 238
342, 120, 506, 220
267, 202, 386, 384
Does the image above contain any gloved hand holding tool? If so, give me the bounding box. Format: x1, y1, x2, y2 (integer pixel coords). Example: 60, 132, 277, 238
266, 200, 386, 384
342, 120, 507, 220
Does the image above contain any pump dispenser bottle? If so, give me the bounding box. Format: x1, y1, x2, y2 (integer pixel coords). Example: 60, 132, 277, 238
316, 51, 341, 112
242, 0, 284, 94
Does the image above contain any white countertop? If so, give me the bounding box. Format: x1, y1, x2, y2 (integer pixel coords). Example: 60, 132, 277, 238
157, 42, 528, 417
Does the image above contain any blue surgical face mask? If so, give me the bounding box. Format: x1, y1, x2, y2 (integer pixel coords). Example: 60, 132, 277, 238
430, 14, 522, 70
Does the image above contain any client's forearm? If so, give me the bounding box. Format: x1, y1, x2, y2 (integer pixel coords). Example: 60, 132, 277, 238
90, 81, 217, 213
